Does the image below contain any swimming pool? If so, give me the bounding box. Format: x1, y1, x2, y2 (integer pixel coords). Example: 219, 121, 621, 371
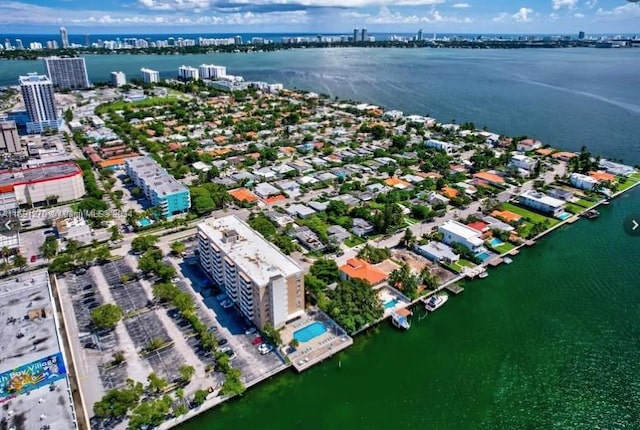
489, 237, 505, 247
138, 218, 152, 227
476, 251, 492, 262
294, 322, 327, 343
384, 298, 400, 309
557, 212, 572, 220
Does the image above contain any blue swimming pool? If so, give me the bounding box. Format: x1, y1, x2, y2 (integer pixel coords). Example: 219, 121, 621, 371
294, 322, 327, 343
489, 237, 505, 247
557, 212, 572, 220
476, 251, 492, 262
384, 298, 400, 309
138, 218, 152, 227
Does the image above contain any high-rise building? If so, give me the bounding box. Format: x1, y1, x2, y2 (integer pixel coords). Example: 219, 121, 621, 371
199, 64, 227, 80
4, 39, 12, 50
178, 65, 199, 81
361, 28, 368, 43
110, 71, 126, 87
84, 34, 90, 47
60, 27, 69, 49
353, 28, 359, 43
43, 56, 90, 90
125, 157, 191, 217
15, 39, 24, 50
140, 68, 160, 83
46, 40, 58, 50
234, 35, 243, 45
19, 73, 61, 134
578, 31, 585, 40
29, 42, 43, 50
417, 29, 423, 41
197, 215, 305, 329
0, 121, 21, 153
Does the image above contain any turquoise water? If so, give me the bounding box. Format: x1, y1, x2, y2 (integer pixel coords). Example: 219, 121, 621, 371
138, 218, 152, 227
476, 251, 492, 261
383, 298, 400, 309
294, 322, 327, 343
558, 212, 572, 220
489, 237, 505, 247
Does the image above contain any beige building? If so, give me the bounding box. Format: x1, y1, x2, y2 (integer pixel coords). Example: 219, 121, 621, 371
197, 215, 304, 329
0, 121, 21, 153
0, 162, 85, 209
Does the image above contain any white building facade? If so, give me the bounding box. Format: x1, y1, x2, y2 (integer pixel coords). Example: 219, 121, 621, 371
178, 65, 199, 81
199, 64, 227, 80
518, 190, 565, 216
438, 220, 485, 253
140, 68, 160, 83
110, 71, 126, 87
19, 73, 61, 134
43, 56, 90, 90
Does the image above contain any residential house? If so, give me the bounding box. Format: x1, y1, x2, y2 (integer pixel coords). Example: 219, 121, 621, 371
509, 154, 538, 174
384, 177, 413, 190
351, 218, 374, 237
491, 210, 523, 225
426, 192, 450, 207
466, 221, 492, 239
254, 182, 281, 199
308, 201, 329, 212
482, 216, 515, 233
415, 242, 460, 264
599, 159, 636, 177
547, 188, 574, 201
294, 226, 325, 252
518, 190, 565, 217
473, 171, 506, 186
438, 220, 485, 253
425, 139, 454, 154
570, 173, 598, 191
516, 138, 542, 152
339, 258, 387, 286
327, 225, 350, 243
286, 204, 316, 219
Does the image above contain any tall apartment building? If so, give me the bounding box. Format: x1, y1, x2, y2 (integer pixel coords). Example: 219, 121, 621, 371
125, 156, 190, 217
199, 64, 227, 80
140, 68, 160, 83
60, 27, 69, 48
0, 121, 21, 153
110, 71, 126, 87
361, 28, 368, 42
353, 28, 359, 42
198, 215, 305, 329
43, 56, 90, 90
19, 73, 61, 134
178, 65, 199, 81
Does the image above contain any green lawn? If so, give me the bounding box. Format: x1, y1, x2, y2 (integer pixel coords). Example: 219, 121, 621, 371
344, 235, 365, 248
500, 202, 560, 227
445, 258, 477, 273
575, 198, 597, 208
517, 221, 536, 239
617, 179, 640, 192
488, 241, 516, 254
631, 173, 640, 180
565, 203, 584, 215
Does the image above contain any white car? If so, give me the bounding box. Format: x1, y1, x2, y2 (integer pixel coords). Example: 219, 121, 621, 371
220, 300, 234, 309
244, 327, 257, 335
258, 343, 273, 355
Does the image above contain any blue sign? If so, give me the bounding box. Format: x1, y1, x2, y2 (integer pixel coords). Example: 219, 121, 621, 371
0, 352, 67, 398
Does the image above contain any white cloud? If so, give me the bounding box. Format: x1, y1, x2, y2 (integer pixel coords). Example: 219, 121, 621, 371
492, 12, 508, 22
452, 2, 470, 8
596, 3, 640, 19
512, 7, 533, 22
549, 12, 559, 21
573, 12, 584, 18
363, 5, 471, 24
552, 0, 577, 10
584, 0, 597, 9
138, 0, 446, 9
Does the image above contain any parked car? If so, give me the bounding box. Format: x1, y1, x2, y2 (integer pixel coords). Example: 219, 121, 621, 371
220, 300, 234, 309
258, 343, 273, 355
244, 327, 257, 335
251, 336, 263, 346
224, 349, 237, 360
218, 338, 228, 346
30, 255, 37, 263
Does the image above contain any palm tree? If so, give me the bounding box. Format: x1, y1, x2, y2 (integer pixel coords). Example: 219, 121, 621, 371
13, 254, 27, 271
0, 247, 10, 264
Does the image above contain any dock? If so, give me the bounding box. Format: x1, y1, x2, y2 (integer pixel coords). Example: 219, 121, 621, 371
445, 284, 464, 295
489, 257, 503, 267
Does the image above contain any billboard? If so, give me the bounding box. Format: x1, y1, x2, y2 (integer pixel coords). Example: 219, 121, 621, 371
0, 352, 67, 398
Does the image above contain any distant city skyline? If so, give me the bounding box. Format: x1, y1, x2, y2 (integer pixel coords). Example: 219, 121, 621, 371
0, 0, 639, 34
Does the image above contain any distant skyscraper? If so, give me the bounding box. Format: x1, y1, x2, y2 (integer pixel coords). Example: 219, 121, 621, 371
84, 34, 90, 47
110, 71, 126, 87
178, 65, 199, 81
46, 40, 58, 50
361, 28, 368, 42
19, 73, 61, 134
4, 39, 12, 50
578, 31, 585, 40
15, 39, 24, 50
353, 28, 359, 43
234, 35, 243, 45
417, 29, 423, 41
0, 121, 21, 153
199, 64, 226, 80
43, 56, 90, 90
141, 68, 160, 83
60, 27, 69, 49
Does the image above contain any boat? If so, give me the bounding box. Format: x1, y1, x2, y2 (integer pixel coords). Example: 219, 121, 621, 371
390, 312, 410, 330
581, 209, 600, 219
478, 271, 489, 279
424, 294, 449, 312
504, 257, 513, 264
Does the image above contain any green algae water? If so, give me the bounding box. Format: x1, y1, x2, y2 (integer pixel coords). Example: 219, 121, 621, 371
178, 186, 640, 429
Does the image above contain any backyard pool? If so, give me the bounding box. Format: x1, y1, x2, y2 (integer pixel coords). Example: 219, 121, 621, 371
384, 298, 400, 309
489, 237, 505, 247
557, 212, 572, 220
476, 251, 492, 262
138, 218, 152, 227
294, 322, 328, 343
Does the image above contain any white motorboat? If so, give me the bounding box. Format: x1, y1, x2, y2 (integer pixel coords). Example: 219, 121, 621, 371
424, 294, 448, 312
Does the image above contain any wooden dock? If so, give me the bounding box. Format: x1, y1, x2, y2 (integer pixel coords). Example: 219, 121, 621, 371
445, 284, 464, 295
489, 257, 503, 267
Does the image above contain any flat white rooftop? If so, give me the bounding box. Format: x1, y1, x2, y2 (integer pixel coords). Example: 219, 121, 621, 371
439, 220, 484, 246
519, 189, 565, 208
198, 215, 302, 285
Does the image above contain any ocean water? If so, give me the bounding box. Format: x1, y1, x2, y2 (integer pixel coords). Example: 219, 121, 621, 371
3, 48, 640, 429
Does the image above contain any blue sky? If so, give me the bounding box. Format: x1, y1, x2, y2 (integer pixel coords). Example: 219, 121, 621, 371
0, 0, 638, 34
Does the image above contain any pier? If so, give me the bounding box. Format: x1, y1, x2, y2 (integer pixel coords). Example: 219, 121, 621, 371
445, 284, 464, 295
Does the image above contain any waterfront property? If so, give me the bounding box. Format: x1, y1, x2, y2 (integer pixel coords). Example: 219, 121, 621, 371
339, 258, 388, 287
197, 215, 305, 329
125, 156, 191, 217
438, 220, 486, 253
517, 190, 566, 217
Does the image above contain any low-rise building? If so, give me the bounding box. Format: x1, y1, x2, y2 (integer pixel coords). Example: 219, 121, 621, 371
125, 156, 190, 217
339, 258, 387, 286
518, 190, 565, 217
351, 218, 374, 237
509, 154, 537, 172
294, 226, 325, 251
285, 204, 316, 218
570, 173, 598, 191
198, 216, 305, 329
425, 139, 454, 154
438, 220, 484, 253
415, 241, 460, 264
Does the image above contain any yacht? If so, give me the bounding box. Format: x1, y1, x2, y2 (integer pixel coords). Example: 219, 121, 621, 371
424, 294, 448, 312
479, 271, 489, 279
391, 312, 410, 330
504, 257, 513, 264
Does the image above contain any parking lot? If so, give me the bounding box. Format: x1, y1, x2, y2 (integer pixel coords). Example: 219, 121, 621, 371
124, 312, 171, 351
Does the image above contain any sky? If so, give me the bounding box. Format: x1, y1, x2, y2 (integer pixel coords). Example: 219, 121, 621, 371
0, 0, 638, 34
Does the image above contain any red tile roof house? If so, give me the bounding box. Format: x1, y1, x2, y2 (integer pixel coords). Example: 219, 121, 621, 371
467, 221, 492, 239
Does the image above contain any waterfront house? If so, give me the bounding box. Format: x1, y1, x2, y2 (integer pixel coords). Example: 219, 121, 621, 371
516, 138, 542, 152
482, 216, 515, 233
570, 173, 598, 191
438, 220, 485, 253
425, 139, 455, 154
589, 171, 616, 183
518, 190, 565, 217
466, 221, 492, 239
599, 159, 636, 176
415, 242, 460, 264
547, 188, 574, 201
491, 210, 523, 225
339, 258, 388, 286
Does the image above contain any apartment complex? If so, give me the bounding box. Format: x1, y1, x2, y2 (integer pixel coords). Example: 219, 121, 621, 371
197, 215, 305, 329
0, 162, 85, 210
43, 56, 90, 90
19, 73, 61, 134
199, 64, 227, 79
125, 156, 190, 217
0, 120, 21, 153
110, 71, 127, 87
178, 65, 199, 81
141, 68, 160, 83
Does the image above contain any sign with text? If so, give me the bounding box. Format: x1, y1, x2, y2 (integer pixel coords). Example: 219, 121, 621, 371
0, 352, 67, 398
